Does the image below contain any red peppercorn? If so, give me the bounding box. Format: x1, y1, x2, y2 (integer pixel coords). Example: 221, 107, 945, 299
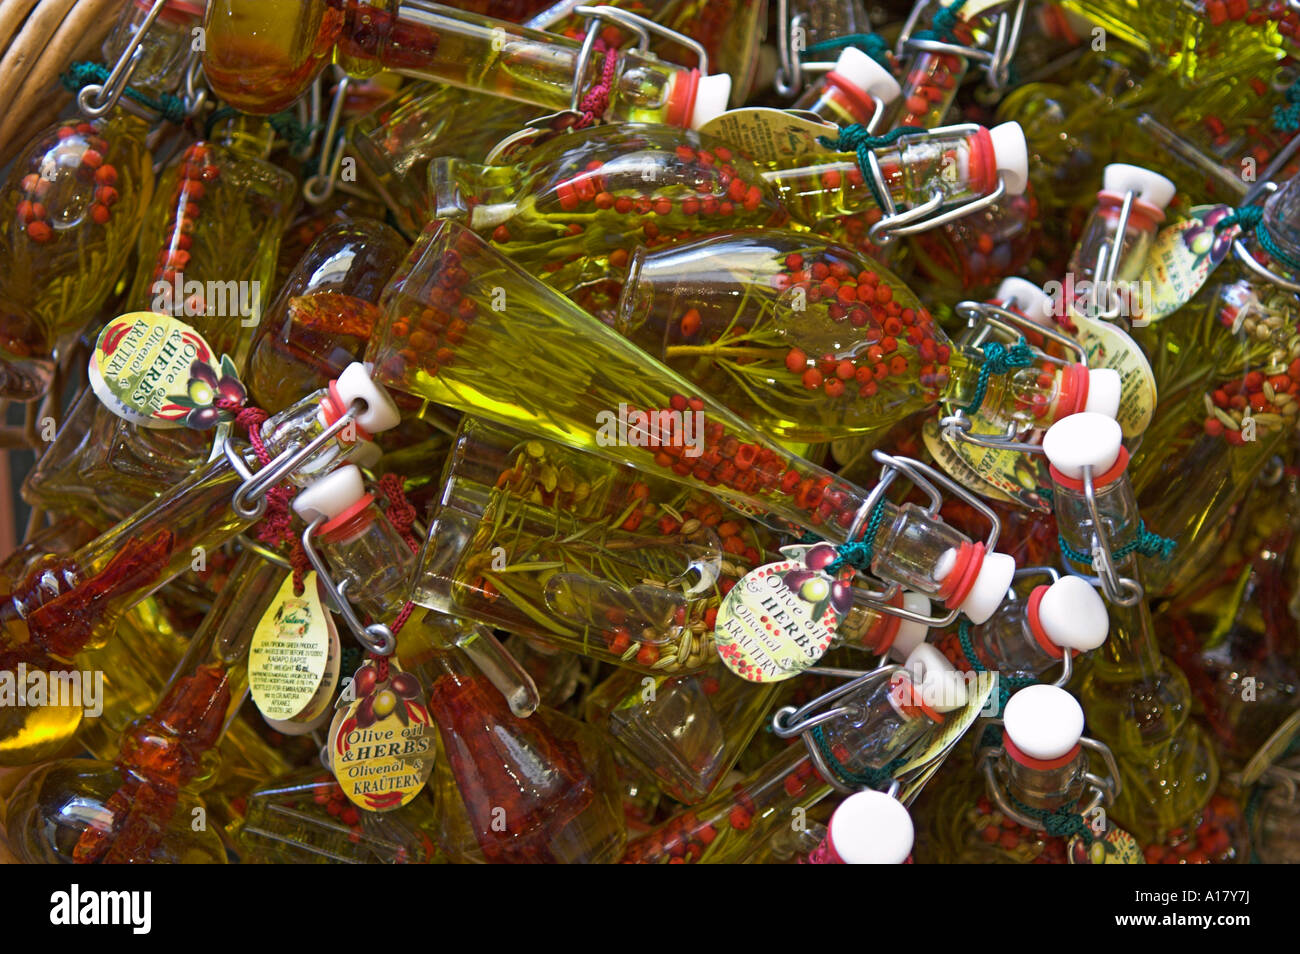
679, 308, 701, 337
802, 368, 823, 389
26, 221, 53, 243
90, 203, 111, 225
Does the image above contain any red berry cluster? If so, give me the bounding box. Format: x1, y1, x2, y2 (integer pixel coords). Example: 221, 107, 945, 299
971, 794, 1070, 863
383, 248, 476, 380
1142, 795, 1243, 864
771, 253, 950, 401
15, 122, 119, 244
488, 142, 786, 271
151, 142, 223, 309
636, 394, 861, 530
1202, 364, 1300, 443
898, 49, 966, 126
621, 757, 818, 863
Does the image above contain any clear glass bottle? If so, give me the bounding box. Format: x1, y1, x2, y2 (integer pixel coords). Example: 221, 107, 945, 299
622, 647, 963, 862
793, 46, 901, 128
248, 219, 409, 411
399, 611, 626, 863
0, 2, 201, 365
1065, 163, 1176, 320
616, 229, 1116, 443
365, 221, 1018, 626
4, 551, 285, 863
25, 118, 300, 525
0, 368, 398, 765
583, 661, 778, 804
940, 574, 1109, 683
1042, 413, 1220, 843
202, 0, 732, 127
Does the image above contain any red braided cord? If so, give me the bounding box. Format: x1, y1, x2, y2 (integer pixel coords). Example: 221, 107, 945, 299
376, 473, 420, 634
576, 41, 618, 129
235, 406, 309, 594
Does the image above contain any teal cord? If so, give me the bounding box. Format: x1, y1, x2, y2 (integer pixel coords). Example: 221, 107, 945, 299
1274, 79, 1300, 133
1008, 793, 1095, 844
817, 124, 926, 209
796, 498, 887, 574
60, 61, 187, 124
1057, 521, 1176, 565
961, 337, 1035, 415
1216, 205, 1300, 276
803, 33, 893, 69
811, 725, 906, 788
956, 619, 1035, 717
913, 0, 968, 43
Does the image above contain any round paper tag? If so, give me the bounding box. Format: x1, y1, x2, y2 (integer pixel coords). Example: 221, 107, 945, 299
329, 660, 435, 812
88, 311, 246, 429
1136, 205, 1239, 322
249, 572, 334, 721
262, 606, 342, 735
712, 543, 854, 683
1068, 826, 1144, 864
1069, 313, 1158, 438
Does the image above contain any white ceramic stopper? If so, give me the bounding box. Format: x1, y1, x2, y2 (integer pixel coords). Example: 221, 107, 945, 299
996, 277, 1054, 326
829, 790, 914, 864
887, 591, 932, 662
956, 551, 1016, 625
1102, 163, 1176, 210
1037, 575, 1108, 653
690, 73, 734, 129
1084, 368, 1122, 419
905, 643, 968, 713
293, 464, 366, 524
336, 362, 401, 434
989, 122, 1029, 196
1003, 684, 1084, 760
1042, 412, 1123, 479
831, 46, 902, 105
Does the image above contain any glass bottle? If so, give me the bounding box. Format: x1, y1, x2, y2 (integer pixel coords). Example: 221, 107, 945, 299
1042, 412, 1220, 843
615, 229, 1119, 443
927, 683, 1116, 863
793, 46, 902, 129
4, 551, 286, 863
622, 645, 965, 862
1064, 163, 1176, 320
235, 767, 445, 863
368, 221, 1019, 623
1130, 266, 1300, 598
1057, 0, 1287, 88
429, 124, 791, 297
764, 122, 1029, 223
248, 219, 409, 410
0, 2, 203, 346
202, 0, 733, 127
24, 118, 300, 526
583, 662, 778, 804
0, 366, 399, 765
399, 611, 626, 863
937, 574, 1109, 683
351, 82, 542, 234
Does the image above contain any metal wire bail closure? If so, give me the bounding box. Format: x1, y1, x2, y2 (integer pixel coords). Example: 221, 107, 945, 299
1058, 462, 1144, 607
844, 451, 1003, 626
224, 398, 366, 521
77, 0, 172, 118
893, 0, 1027, 92
568, 5, 710, 115
302, 517, 397, 657
975, 723, 1122, 832
866, 124, 1009, 245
